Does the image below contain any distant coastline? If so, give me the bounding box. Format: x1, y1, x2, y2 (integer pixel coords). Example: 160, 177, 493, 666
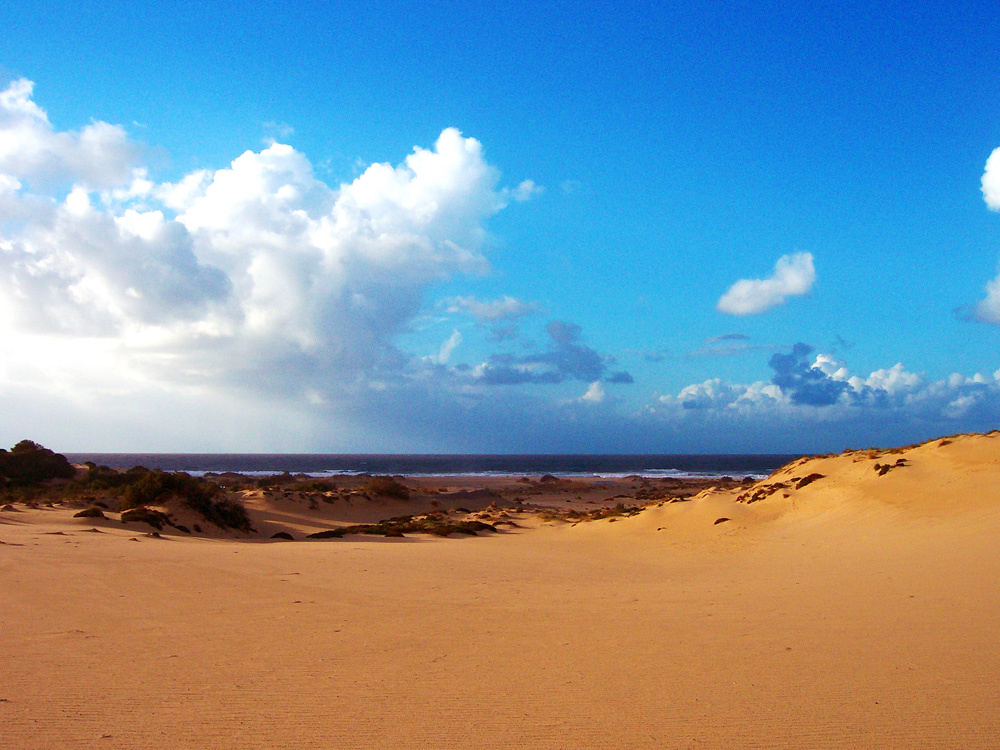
62, 452, 799, 479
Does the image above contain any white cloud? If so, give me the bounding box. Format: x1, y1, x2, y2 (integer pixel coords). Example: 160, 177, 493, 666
435, 330, 463, 364
716, 252, 815, 316
657, 350, 995, 432
580, 381, 605, 403
448, 294, 538, 321
975, 149, 1000, 324
674, 378, 737, 409
0, 79, 529, 426
973, 272, 1000, 324
0, 78, 137, 188
982, 147, 1000, 211
510, 179, 543, 202
864, 363, 922, 395
811, 353, 850, 381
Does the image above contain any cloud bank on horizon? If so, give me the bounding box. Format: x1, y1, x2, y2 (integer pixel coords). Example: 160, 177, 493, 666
2, 77, 1000, 453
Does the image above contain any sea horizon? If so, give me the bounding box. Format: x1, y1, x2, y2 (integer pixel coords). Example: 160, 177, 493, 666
63, 452, 800, 479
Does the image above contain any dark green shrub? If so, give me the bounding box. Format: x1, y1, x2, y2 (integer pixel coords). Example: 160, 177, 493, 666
306, 514, 496, 539
361, 476, 409, 500
194, 496, 253, 533
0, 440, 75, 485
119, 470, 220, 511
254, 472, 300, 489
114, 469, 252, 532
307, 528, 346, 539
76, 463, 147, 491
74, 506, 106, 519
295, 478, 338, 492
120, 506, 170, 530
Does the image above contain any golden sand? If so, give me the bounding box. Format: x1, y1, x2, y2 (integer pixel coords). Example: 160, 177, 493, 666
3, 433, 1000, 748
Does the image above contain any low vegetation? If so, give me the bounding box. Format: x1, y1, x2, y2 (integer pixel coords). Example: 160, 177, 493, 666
360, 476, 410, 500
0, 440, 75, 486
564, 502, 642, 522
120, 506, 171, 530
307, 512, 496, 539
0, 439, 253, 533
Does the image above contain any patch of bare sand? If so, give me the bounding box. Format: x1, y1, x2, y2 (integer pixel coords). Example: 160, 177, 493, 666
3, 433, 1000, 748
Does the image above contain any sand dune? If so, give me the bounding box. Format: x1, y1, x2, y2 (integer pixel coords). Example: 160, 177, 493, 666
3, 432, 1000, 748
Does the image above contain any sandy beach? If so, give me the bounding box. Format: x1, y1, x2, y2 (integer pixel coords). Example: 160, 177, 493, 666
4, 433, 1000, 748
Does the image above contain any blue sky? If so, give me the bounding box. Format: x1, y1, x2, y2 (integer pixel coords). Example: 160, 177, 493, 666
2, 1, 1000, 453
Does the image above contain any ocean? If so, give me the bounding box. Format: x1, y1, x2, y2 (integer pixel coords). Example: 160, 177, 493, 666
63, 453, 799, 480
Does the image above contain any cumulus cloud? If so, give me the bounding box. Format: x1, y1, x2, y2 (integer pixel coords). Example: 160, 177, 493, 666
657, 343, 1000, 440
716, 252, 815, 315
769, 343, 850, 406
472, 320, 632, 386
677, 378, 741, 410
982, 147, 1000, 211
1, 191, 232, 336
0, 80, 533, 413
0, 79, 137, 188
972, 274, 1000, 324
973, 151, 1000, 323
863, 362, 921, 395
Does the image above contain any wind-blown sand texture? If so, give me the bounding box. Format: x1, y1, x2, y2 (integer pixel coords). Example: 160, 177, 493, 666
3, 433, 1000, 748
